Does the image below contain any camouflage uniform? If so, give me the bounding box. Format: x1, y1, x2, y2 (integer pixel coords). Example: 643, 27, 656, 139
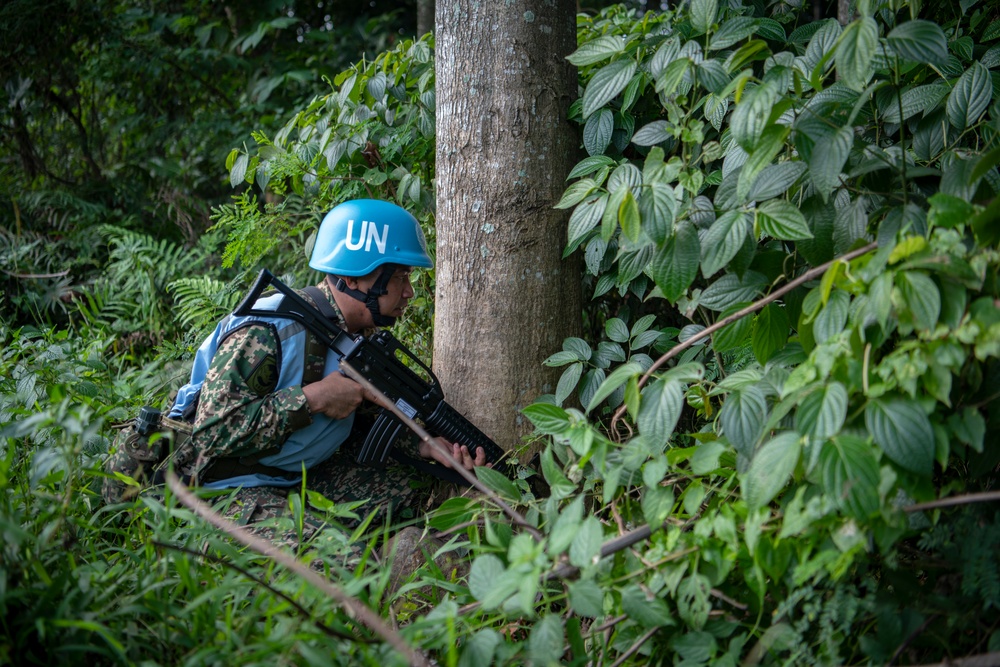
106, 279, 444, 542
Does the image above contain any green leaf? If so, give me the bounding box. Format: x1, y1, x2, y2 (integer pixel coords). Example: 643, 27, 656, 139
748, 161, 807, 201
731, 83, 778, 151
865, 397, 934, 476
835, 17, 878, 91
713, 303, 753, 352
476, 466, 522, 502
743, 432, 801, 509
459, 630, 501, 667
632, 120, 672, 146
582, 59, 637, 119
947, 62, 993, 129
529, 615, 564, 667
720, 386, 767, 458
555, 179, 597, 210
567, 35, 627, 66
820, 435, 880, 520
814, 289, 849, 343
651, 222, 700, 302
809, 125, 853, 201
701, 210, 748, 278
522, 403, 571, 435
751, 303, 789, 364
568, 194, 607, 249
642, 484, 675, 527
469, 555, 513, 606
690, 0, 719, 35
570, 516, 604, 567
897, 271, 940, 331
568, 580, 605, 617
887, 20, 949, 67
555, 362, 583, 405
795, 382, 848, 439
700, 271, 768, 311
738, 125, 790, 201
620, 190, 641, 243
882, 84, 950, 124
639, 183, 677, 244
586, 361, 643, 413
584, 109, 615, 156
621, 585, 673, 627
568, 156, 616, 180
677, 574, 711, 630
757, 200, 813, 240
230, 153, 249, 187
709, 16, 758, 50
638, 377, 684, 445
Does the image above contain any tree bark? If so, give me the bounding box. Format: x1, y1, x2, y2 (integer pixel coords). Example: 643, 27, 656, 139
434, 0, 582, 456
417, 0, 434, 37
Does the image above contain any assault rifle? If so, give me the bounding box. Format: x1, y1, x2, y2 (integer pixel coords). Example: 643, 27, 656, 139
234, 269, 513, 484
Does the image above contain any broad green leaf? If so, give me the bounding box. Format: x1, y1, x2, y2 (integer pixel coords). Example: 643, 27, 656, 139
609, 163, 643, 192
639, 182, 677, 244
835, 17, 878, 91
690, 0, 718, 35
469, 555, 515, 607
522, 403, 571, 435
757, 199, 813, 240
567, 35, 627, 66
731, 82, 778, 151
529, 615, 564, 667
651, 222, 700, 302
632, 120, 672, 146
230, 153, 249, 187
742, 432, 801, 509
947, 62, 992, 129
677, 573, 711, 630
738, 125, 790, 201
569, 516, 603, 567
882, 84, 950, 124
700, 271, 768, 311
897, 271, 940, 331
887, 20, 949, 67
638, 377, 684, 445
712, 303, 753, 352
696, 59, 731, 94
809, 125, 853, 201
709, 16, 757, 50
747, 161, 807, 201
820, 434, 880, 519
752, 303, 789, 364
619, 190, 641, 243
586, 361, 643, 413
459, 630, 501, 667
701, 210, 748, 278
583, 59, 637, 119
795, 382, 848, 439
567, 194, 607, 250
720, 385, 767, 457
657, 58, 692, 97
567, 156, 616, 181
865, 397, 934, 476
568, 580, 605, 617
584, 108, 615, 156
642, 484, 675, 528
476, 466, 521, 501
555, 178, 597, 210
602, 184, 628, 241
814, 289, 850, 343
555, 362, 583, 406
622, 585, 673, 627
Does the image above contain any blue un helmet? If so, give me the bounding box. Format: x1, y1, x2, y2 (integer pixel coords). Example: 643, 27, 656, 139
310, 199, 433, 326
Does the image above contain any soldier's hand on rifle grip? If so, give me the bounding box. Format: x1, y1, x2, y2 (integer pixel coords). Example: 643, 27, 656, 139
419, 438, 489, 471
302, 372, 365, 420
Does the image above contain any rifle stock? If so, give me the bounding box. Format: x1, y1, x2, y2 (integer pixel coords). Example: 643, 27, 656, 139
234, 269, 513, 482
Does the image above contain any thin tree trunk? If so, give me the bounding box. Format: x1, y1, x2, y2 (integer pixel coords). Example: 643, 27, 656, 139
417, 0, 434, 37
434, 0, 582, 456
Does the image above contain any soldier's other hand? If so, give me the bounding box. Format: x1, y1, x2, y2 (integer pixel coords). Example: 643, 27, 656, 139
302, 372, 364, 419
419, 437, 488, 471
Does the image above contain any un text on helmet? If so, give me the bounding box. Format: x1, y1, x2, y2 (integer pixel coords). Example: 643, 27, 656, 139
345, 219, 389, 254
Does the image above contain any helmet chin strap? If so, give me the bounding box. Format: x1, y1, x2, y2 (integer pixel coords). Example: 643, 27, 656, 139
332, 264, 400, 328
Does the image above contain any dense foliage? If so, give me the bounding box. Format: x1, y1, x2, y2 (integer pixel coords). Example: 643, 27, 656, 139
3, 1, 1000, 666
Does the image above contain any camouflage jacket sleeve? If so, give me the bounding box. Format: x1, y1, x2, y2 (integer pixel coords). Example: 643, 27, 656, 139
191, 323, 312, 460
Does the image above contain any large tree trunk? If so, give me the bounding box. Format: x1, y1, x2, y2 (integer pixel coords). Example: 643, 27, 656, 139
434, 0, 582, 456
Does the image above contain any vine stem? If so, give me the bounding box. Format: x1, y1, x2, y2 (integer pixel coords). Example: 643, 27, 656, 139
609, 241, 879, 435
338, 359, 543, 541
904, 490, 1000, 513
164, 471, 432, 667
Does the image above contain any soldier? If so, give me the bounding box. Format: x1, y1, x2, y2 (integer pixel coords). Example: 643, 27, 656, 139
105, 199, 484, 564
